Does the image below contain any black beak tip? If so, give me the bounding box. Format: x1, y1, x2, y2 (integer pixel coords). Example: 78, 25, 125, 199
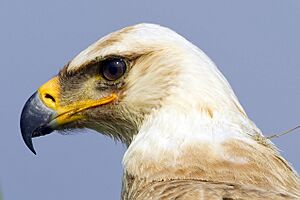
20, 95, 37, 155
21, 133, 36, 155
20, 121, 37, 155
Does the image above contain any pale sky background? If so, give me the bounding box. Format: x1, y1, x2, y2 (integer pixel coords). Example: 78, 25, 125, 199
0, 0, 299, 199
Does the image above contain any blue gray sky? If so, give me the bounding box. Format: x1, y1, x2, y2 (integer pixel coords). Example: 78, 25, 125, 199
0, 0, 299, 199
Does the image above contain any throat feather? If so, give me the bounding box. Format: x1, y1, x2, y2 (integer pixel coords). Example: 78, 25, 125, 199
124, 107, 255, 177
122, 108, 300, 193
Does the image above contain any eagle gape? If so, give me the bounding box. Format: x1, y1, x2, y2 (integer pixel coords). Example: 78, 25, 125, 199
20, 24, 300, 199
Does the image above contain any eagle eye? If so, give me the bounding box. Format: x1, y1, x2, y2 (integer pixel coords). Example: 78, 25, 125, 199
101, 58, 127, 81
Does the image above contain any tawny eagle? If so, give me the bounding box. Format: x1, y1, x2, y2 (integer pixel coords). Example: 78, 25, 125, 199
20, 24, 300, 199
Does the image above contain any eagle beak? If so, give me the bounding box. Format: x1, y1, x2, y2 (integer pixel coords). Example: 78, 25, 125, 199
20, 92, 56, 154
20, 76, 117, 154
20, 77, 60, 154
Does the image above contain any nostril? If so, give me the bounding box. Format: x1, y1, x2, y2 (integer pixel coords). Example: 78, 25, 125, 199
45, 93, 56, 103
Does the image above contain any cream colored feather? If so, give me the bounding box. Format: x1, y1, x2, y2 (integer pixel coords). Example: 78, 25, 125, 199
68, 24, 300, 199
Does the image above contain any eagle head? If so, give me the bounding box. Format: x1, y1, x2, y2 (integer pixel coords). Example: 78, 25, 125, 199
20, 23, 246, 154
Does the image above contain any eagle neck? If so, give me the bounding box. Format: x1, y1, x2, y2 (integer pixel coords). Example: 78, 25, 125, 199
122, 106, 300, 195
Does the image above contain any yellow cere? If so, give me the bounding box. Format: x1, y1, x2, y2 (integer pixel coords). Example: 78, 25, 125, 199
38, 76, 61, 110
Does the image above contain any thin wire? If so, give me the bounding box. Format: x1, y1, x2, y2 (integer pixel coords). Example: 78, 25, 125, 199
267, 125, 300, 139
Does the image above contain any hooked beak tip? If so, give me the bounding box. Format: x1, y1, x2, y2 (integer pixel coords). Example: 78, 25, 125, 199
22, 135, 36, 155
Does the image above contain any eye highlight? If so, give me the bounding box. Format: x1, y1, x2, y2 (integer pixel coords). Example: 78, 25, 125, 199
100, 58, 127, 81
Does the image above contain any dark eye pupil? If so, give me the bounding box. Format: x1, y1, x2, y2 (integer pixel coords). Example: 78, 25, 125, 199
102, 58, 126, 81
108, 64, 118, 75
